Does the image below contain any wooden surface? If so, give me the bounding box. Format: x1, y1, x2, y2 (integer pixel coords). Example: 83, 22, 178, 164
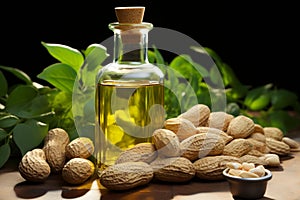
1, 137, 300, 200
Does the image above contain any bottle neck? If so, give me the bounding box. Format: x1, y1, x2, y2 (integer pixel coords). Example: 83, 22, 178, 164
110, 23, 152, 65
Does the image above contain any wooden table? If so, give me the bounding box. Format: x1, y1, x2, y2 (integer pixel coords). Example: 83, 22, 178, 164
1, 137, 300, 200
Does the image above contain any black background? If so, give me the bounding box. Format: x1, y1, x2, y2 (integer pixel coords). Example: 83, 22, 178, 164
1, 1, 299, 96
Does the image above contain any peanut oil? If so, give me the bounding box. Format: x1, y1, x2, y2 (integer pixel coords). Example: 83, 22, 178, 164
95, 80, 164, 170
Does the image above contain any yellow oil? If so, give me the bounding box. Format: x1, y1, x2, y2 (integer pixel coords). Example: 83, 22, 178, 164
95, 80, 164, 170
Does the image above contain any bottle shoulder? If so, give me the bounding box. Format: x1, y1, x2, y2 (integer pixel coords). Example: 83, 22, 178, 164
97, 62, 164, 82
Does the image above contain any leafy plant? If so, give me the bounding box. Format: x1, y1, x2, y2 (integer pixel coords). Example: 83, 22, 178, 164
0, 42, 108, 168
149, 46, 300, 133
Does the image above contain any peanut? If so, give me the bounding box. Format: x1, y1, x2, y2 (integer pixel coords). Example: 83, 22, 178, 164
43, 128, 70, 173
62, 157, 95, 185
207, 111, 234, 131
178, 104, 210, 127
253, 124, 264, 134
152, 129, 181, 157
115, 142, 157, 164
248, 132, 266, 143
193, 155, 240, 180
239, 154, 268, 166
150, 157, 195, 182
180, 133, 225, 161
259, 153, 281, 167
18, 149, 51, 182
282, 137, 300, 149
99, 161, 153, 190
196, 126, 233, 144
65, 137, 94, 159
247, 149, 266, 157
227, 115, 255, 139
164, 117, 198, 141
241, 162, 255, 171
223, 138, 253, 157
264, 127, 284, 141
266, 137, 290, 156
239, 170, 260, 178
246, 138, 269, 154
249, 165, 266, 177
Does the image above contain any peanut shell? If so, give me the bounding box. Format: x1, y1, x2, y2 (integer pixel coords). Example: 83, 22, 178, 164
62, 158, 95, 185
207, 111, 234, 131
150, 157, 195, 182
193, 155, 240, 180
282, 137, 300, 149
265, 137, 290, 156
253, 124, 264, 134
248, 132, 266, 143
180, 133, 225, 161
152, 129, 181, 157
223, 138, 253, 157
66, 137, 94, 159
99, 161, 153, 190
115, 142, 157, 164
227, 115, 255, 138
164, 117, 198, 141
264, 127, 284, 141
43, 128, 70, 173
196, 126, 233, 144
246, 138, 269, 154
18, 149, 51, 182
178, 104, 210, 127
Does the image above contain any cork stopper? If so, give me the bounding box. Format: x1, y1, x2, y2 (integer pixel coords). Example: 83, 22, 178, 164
115, 6, 145, 24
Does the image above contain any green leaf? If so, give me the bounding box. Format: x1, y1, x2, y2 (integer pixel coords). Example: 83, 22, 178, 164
50, 91, 72, 111
6, 85, 38, 115
193, 62, 209, 78
6, 85, 51, 119
77, 44, 108, 87
0, 71, 8, 96
0, 115, 19, 128
244, 84, 273, 110
152, 46, 165, 65
13, 119, 48, 156
147, 50, 156, 63
33, 111, 55, 124
248, 93, 271, 111
0, 143, 11, 168
169, 55, 199, 82
0, 65, 32, 85
192, 47, 242, 88
218, 63, 243, 87
18, 95, 51, 119
0, 128, 9, 141
210, 66, 223, 85
37, 63, 77, 93
84, 43, 109, 64
190, 74, 200, 96
41, 42, 84, 71
271, 89, 298, 110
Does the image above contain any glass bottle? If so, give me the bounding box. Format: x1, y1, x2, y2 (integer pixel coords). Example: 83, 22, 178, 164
95, 7, 165, 172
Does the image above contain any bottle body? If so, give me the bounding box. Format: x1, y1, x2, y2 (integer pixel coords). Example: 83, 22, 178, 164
95, 23, 164, 172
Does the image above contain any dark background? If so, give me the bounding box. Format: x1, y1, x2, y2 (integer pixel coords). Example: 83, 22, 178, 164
1, 1, 299, 96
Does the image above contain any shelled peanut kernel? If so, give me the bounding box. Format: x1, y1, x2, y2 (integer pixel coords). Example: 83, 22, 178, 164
226, 162, 266, 178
